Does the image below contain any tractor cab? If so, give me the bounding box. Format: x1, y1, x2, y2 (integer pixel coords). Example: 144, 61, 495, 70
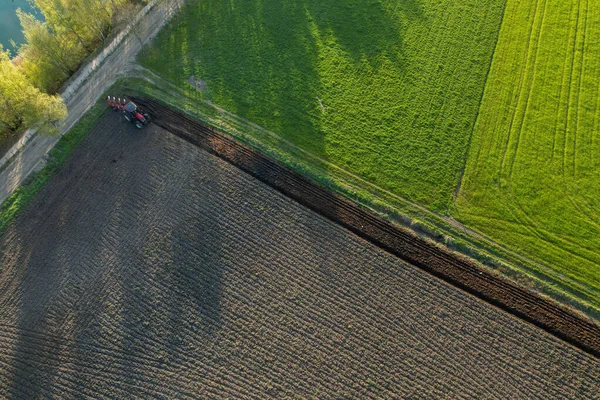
123, 102, 137, 113
124, 101, 150, 128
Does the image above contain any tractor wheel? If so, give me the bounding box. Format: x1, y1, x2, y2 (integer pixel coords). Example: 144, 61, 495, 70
135, 121, 144, 129
124, 114, 132, 122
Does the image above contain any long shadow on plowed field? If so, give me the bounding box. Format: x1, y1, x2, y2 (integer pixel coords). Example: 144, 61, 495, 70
139, 95, 600, 359
0, 115, 227, 397
2, 112, 600, 397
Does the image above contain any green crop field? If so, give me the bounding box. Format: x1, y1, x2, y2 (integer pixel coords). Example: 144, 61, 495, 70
141, 0, 506, 212
456, 0, 600, 302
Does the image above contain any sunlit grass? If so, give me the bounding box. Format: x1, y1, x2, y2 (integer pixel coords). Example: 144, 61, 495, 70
141, 0, 506, 212
456, 0, 600, 300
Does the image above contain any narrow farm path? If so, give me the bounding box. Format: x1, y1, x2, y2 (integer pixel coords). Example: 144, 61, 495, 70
0, 0, 184, 206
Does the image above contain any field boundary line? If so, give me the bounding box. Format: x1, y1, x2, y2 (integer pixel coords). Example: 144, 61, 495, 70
126, 71, 600, 315
135, 97, 600, 359
452, 0, 510, 201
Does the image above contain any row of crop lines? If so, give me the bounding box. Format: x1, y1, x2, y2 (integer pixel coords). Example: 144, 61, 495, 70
140, 0, 507, 212
0, 119, 414, 398
455, 0, 600, 306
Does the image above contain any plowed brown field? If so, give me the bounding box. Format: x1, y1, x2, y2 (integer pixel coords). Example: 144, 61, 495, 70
136, 98, 600, 357
0, 113, 599, 398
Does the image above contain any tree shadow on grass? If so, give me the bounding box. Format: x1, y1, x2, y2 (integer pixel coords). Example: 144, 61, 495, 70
144, 0, 421, 157
303, 0, 421, 66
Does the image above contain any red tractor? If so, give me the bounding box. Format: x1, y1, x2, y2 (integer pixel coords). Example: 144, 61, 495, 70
107, 96, 150, 129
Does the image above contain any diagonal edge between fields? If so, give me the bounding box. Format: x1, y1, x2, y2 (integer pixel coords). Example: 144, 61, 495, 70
452, 0, 511, 204
132, 96, 600, 359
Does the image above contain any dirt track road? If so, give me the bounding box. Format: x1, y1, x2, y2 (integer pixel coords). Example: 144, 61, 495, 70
0, 114, 599, 398
0, 0, 184, 206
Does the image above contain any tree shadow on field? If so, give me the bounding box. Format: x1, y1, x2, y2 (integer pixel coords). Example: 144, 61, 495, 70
152, 0, 421, 158
0, 114, 132, 397
0, 116, 227, 396
67, 120, 228, 394
0, 226, 67, 399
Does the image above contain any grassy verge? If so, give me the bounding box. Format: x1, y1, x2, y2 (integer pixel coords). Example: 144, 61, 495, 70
0, 96, 109, 235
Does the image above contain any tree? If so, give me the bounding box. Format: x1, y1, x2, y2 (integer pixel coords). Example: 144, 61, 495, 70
34, 0, 92, 51
33, 0, 119, 44
18, 9, 86, 91
0, 46, 67, 135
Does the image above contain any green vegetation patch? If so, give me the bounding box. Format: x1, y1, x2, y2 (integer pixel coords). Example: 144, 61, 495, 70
456, 0, 600, 303
141, 0, 506, 212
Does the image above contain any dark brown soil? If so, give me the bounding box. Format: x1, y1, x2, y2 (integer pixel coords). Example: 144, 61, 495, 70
0, 111, 599, 398
134, 97, 600, 359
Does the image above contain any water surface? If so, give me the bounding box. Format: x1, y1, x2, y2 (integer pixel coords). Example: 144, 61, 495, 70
0, 0, 38, 55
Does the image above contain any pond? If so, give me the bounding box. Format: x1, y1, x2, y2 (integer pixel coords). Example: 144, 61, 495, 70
0, 0, 39, 56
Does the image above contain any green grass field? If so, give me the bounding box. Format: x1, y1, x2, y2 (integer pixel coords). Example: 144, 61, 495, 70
456, 0, 600, 301
141, 0, 506, 212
